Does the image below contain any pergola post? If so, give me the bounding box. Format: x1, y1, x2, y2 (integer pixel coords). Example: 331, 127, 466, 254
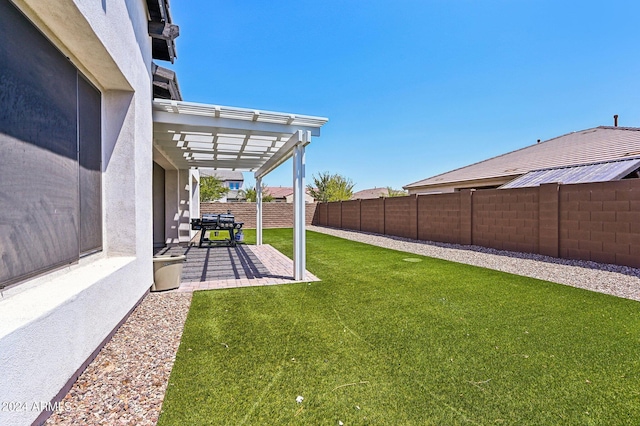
256, 176, 263, 245
293, 131, 309, 280
188, 169, 201, 241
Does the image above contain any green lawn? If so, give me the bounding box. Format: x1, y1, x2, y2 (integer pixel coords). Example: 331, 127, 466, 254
158, 229, 640, 425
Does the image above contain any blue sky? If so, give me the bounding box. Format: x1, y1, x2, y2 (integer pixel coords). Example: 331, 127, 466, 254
169, 0, 640, 191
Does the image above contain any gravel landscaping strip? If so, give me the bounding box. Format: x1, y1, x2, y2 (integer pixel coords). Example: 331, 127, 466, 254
46, 292, 192, 426
309, 225, 640, 302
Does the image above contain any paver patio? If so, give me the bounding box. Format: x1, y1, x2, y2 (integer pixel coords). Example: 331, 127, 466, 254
154, 243, 319, 292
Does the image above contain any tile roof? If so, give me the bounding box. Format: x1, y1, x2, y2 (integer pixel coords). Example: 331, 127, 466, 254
405, 126, 640, 189
264, 186, 294, 198
263, 187, 314, 199
352, 187, 390, 199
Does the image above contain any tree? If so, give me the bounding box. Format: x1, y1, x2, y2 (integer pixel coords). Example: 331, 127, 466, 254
307, 172, 355, 202
200, 175, 229, 202
239, 184, 273, 202
386, 187, 408, 197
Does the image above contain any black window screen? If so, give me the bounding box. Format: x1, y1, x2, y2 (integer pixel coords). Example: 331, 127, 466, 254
0, 0, 102, 288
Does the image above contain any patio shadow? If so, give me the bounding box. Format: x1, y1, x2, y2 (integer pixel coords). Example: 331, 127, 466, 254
154, 244, 320, 291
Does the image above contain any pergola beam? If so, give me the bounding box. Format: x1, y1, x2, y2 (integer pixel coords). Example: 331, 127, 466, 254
154, 110, 320, 137
255, 130, 303, 179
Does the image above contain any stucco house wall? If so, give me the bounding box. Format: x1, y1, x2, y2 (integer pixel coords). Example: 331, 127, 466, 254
0, 1, 154, 425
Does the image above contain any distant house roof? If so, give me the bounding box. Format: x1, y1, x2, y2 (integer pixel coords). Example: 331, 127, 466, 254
264, 186, 314, 199
199, 169, 244, 181
501, 157, 640, 189
352, 187, 390, 200
265, 186, 294, 198
404, 126, 640, 190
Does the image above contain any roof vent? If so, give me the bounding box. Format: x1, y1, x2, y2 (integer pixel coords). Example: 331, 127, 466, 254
614, 114, 619, 127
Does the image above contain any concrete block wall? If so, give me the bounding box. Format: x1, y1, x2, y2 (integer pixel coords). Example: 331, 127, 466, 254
327, 202, 342, 228
559, 180, 640, 267
360, 198, 385, 234
314, 202, 328, 226
341, 200, 361, 231
473, 187, 539, 254
418, 193, 461, 244
539, 183, 560, 257
459, 190, 473, 245
385, 196, 418, 239
201, 202, 317, 228
314, 179, 640, 269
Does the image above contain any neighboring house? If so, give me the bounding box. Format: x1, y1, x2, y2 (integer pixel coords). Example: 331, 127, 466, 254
404, 126, 640, 194
265, 186, 315, 203
352, 187, 393, 199
199, 169, 244, 202
0, 0, 327, 425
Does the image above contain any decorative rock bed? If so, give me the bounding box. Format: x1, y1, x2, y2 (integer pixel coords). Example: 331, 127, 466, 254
46, 292, 192, 425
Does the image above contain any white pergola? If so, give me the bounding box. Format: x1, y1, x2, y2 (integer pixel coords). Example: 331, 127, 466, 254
152, 99, 328, 280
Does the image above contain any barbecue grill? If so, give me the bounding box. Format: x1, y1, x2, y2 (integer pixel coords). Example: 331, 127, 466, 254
191, 212, 244, 247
